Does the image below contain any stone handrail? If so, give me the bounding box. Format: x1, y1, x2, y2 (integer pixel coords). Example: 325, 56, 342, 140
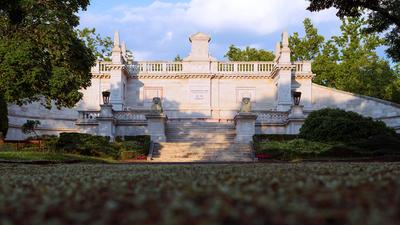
91, 60, 311, 75
128, 62, 183, 73
91, 61, 112, 74
253, 110, 289, 124
77, 110, 100, 123
217, 62, 275, 73
113, 110, 149, 121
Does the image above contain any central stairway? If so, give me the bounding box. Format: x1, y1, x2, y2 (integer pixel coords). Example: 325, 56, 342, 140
150, 120, 254, 162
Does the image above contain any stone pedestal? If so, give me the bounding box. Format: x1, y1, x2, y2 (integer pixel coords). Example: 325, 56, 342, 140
146, 113, 167, 142
288, 105, 305, 119
287, 105, 305, 134
234, 113, 258, 143
98, 104, 115, 141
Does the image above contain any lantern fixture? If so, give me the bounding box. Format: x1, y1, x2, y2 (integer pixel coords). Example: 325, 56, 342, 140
102, 90, 111, 105
293, 91, 302, 105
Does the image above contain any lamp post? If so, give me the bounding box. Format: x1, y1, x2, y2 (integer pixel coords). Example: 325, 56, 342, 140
102, 90, 110, 105
293, 91, 302, 105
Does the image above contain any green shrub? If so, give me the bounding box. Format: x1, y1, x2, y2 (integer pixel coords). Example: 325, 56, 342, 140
255, 139, 332, 160
56, 133, 118, 158
299, 108, 396, 142
41, 135, 59, 152
124, 135, 151, 154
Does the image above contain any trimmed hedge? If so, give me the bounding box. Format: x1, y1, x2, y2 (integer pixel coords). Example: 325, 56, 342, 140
56, 133, 119, 158
299, 108, 396, 142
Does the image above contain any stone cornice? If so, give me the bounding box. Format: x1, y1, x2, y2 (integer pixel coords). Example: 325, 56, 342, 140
128, 73, 275, 79
91, 73, 111, 79
294, 72, 315, 79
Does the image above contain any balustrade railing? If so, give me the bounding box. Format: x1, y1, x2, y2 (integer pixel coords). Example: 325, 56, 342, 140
254, 111, 289, 124
113, 110, 149, 121
92, 60, 311, 75
217, 62, 275, 73
128, 62, 183, 74
78, 111, 100, 123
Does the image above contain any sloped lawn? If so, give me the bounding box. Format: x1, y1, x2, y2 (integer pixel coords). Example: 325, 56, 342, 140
0, 163, 399, 225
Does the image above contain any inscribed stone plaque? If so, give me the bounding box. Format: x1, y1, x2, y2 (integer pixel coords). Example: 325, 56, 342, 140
189, 87, 209, 104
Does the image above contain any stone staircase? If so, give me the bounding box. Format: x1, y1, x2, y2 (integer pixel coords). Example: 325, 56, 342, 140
150, 120, 254, 162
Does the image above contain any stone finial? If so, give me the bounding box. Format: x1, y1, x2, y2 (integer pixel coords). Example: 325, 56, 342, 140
282, 31, 289, 48
184, 32, 215, 61
278, 31, 291, 64
151, 97, 163, 114
113, 31, 120, 49
274, 42, 281, 61
112, 31, 122, 64
239, 97, 252, 113
121, 42, 127, 60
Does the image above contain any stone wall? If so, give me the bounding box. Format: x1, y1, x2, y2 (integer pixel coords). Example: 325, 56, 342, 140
311, 84, 400, 131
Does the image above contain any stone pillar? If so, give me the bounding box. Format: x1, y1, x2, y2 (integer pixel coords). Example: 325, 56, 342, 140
97, 104, 115, 141
145, 113, 167, 142
234, 113, 258, 143
287, 105, 305, 134
109, 31, 127, 111
276, 32, 293, 112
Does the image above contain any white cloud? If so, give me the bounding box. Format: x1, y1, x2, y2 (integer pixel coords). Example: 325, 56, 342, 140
79, 0, 340, 60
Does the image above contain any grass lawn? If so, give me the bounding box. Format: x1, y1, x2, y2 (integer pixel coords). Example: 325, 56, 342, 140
0, 151, 116, 163
0, 163, 399, 225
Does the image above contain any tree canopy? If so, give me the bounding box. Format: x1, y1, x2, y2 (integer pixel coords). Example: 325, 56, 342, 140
307, 0, 400, 62
289, 18, 325, 62
294, 17, 400, 103
0, 0, 96, 109
225, 45, 275, 61
77, 27, 113, 61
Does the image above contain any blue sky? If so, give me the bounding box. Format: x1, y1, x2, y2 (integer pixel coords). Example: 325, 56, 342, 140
78, 0, 341, 61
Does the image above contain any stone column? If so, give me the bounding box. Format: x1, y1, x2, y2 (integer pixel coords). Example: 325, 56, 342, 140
97, 104, 115, 141
145, 113, 167, 142
234, 113, 258, 143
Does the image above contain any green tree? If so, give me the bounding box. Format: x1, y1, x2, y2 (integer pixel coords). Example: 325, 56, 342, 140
76, 27, 113, 61
0, 0, 96, 109
22, 120, 41, 138
289, 18, 325, 61
0, 94, 8, 139
307, 0, 400, 62
291, 17, 400, 103
320, 18, 400, 102
225, 45, 275, 61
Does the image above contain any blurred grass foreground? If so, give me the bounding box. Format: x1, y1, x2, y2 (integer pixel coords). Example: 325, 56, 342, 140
0, 163, 399, 225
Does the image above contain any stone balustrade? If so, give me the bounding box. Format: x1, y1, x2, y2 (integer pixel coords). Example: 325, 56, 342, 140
92, 60, 312, 75
77, 110, 149, 124
114, 110, 148, 121
77, 111, 100, 123
254, 110, 289, 124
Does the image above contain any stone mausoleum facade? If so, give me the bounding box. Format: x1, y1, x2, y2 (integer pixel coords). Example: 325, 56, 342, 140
6, 32, 400, 144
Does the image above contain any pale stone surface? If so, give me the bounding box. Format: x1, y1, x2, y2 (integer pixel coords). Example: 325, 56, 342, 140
97, 104, 115, 140
5, 31, 400, 140
234, 113, 258, 143
145, 114, 167, 142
